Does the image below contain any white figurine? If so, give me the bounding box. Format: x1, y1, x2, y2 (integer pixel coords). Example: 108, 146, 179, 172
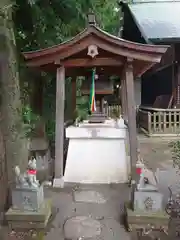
27, 158, 39, 188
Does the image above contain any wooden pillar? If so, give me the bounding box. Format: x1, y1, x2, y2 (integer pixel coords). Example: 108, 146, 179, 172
120, 79, 125, 116
54, 66, 65, 186
71, 78, 76, 118
124, 58, 138, 181
121, 77, 128, 121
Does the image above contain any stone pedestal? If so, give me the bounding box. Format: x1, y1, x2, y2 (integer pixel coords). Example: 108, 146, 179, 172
64, 119, 129, 184
125, 202, 169, 231
6, 199, 52, 230
12, 186, 44, 211
125, 169, 169, 239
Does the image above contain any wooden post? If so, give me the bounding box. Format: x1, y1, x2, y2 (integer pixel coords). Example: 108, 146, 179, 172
120, 79, 125, 116
121, 77, 128, 122
53, 66, 65, 187
124, 58, 138, 181
71, 78, 76, 118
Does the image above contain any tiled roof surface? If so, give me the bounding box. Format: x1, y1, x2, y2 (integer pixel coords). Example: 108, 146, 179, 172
129, 1, 180, 40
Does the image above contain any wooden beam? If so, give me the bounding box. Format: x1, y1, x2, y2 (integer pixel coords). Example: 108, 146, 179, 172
66, 67, 123, 78
124, 58, 138, 181
62, 57, 123, 68
54, 66, 65, 180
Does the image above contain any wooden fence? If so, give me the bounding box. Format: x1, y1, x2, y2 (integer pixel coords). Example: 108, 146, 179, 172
105, 105, 121, 117
138, 107, 180, 136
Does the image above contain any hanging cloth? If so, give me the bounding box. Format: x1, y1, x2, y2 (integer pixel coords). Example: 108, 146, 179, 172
89, 68, 96, 113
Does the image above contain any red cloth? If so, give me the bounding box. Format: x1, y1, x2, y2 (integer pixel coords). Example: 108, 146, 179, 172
27, 170, 37, 175
136, 167, 142, 175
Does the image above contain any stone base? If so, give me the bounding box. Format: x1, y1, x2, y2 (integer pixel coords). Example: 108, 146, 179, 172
124, 202, 169, 231
12, 186, 44, 212
53, 177, 64, 188
5, 199, 52, 230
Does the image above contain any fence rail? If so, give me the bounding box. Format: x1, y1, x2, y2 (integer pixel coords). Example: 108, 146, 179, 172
105, 105, 121, 117
138, 107, 180, 136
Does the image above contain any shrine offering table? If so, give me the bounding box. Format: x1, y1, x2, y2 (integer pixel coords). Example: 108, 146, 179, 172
64, 120, 129, 184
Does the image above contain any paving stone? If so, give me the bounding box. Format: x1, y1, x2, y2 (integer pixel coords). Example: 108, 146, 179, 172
64, 216, 101, 239
74, 191, 106, 204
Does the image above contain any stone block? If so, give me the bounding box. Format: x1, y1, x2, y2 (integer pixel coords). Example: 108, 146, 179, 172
134, 191, 163, 212
28, 138, 49, 151
12, 185, 44, 211
6, 199, 52, 230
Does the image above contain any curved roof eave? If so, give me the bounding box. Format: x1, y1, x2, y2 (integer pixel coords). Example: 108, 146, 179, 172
23, 25, 169, 62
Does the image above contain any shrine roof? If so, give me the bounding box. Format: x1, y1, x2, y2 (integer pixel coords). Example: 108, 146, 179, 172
23, 24, 168, 60
122, 1, 180, 42
23, 24, 170, 77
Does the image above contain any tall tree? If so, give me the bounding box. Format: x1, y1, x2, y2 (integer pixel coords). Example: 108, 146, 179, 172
0, 0, 28, 185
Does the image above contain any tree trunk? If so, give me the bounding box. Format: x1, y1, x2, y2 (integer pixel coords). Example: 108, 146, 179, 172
0, 1, 28, 185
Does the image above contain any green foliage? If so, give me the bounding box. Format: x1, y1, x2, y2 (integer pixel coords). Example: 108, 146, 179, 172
14, 0, 119, 52
76, 77, 89, 121
170, 140, 180, 169
45, 119, 55, 142
22, 104, 40, 137
13, 0, 120, 142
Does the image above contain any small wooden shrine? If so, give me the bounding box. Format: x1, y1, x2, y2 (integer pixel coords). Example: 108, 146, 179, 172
81, 74, 114, 113
23, 14, 169, 185
120, 0, 180, 136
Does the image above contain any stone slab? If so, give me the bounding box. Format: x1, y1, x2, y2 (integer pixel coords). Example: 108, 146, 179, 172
64, 216, 101, 239
6, 199, 51, 225
73, 190, 106, 204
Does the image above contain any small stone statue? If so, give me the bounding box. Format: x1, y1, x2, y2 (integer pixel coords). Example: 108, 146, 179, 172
14, 158, 39, 189
26, 158, 39, 188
